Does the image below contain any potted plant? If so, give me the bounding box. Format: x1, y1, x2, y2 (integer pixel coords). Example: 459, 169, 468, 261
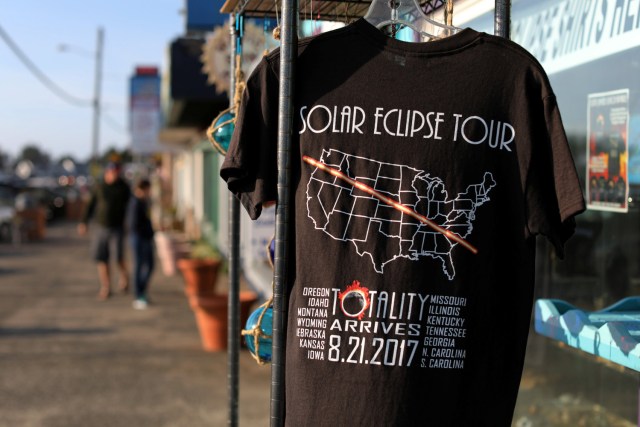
178, 240, 258, 352
177, 240, 222, 297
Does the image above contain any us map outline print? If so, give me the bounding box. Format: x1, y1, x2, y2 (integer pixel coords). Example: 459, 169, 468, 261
305, 149, 496, 280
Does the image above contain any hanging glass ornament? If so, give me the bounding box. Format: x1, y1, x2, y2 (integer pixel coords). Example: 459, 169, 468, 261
243, 304, 273, 364
207, 107, 235, 155
241, 235, 276, 365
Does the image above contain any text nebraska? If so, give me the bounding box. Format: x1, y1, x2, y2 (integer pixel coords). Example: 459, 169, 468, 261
297, 327, 326, 339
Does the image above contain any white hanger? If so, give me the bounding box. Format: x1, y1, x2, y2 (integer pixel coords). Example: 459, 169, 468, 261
364, 0, 461, 41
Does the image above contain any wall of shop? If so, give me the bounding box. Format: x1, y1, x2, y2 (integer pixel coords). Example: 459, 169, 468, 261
202, 148, 221, 245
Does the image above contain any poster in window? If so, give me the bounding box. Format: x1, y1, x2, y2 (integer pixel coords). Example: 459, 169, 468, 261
586, 89, 629, 213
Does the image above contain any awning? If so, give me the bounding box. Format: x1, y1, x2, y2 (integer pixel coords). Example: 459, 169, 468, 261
220, 0, 446, 20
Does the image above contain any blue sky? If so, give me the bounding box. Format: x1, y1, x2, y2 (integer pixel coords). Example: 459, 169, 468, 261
0, 0, 185, 161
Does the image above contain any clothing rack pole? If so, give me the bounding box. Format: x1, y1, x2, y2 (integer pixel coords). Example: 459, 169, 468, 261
227, 13, 240, 427
494, 0, 511, 39
272, 0, 298, 425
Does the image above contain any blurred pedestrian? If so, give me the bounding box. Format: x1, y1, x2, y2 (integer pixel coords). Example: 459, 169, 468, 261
78, 162, 131, 300
126, 178, 155, 309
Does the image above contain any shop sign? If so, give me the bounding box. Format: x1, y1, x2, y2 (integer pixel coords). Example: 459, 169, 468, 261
512, 0, 640, 74
129, 67, 162, 154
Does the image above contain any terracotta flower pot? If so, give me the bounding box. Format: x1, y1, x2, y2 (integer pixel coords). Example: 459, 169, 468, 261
177, 258, 221, 296
188, 291, 258, 352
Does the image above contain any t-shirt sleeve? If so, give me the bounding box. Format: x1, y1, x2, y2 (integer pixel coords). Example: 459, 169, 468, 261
526, 95, 586, 258
220, 57, 279, 220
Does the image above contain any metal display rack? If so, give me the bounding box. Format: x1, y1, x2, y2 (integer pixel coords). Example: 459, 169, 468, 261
221, 0, 449, 20
219, 1, 512, 426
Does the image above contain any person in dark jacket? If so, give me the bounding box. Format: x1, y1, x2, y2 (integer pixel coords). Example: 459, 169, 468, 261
78, 162, 131, 300
126, 178, 154, 309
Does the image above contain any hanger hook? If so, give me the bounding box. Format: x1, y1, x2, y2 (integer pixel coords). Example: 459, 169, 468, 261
388, 0, 400, 23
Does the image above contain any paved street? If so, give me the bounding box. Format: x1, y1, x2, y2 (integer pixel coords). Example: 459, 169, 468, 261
0, 221, 270, 427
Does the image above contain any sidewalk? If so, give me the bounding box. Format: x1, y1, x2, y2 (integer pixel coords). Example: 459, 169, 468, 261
0, 221, 270, 427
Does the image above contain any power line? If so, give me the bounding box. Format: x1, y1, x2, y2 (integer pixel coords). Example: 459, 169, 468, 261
102, 110, 128, 134
0, 23, 131, 141
0, 23, 92, 107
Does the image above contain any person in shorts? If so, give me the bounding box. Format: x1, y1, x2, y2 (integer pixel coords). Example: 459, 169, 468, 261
78, 162, 131, 300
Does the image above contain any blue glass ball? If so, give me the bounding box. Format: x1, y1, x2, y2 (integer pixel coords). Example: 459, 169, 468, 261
244, 306, 273, 362
213, 112, 235, 153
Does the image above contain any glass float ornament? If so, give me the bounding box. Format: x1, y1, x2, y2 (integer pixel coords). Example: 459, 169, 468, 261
242, 235, 276, 364
244, 305, 273, 363
207, 108, 235, 155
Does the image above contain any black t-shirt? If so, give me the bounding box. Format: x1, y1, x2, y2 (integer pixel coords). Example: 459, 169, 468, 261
222, 19, 585, 427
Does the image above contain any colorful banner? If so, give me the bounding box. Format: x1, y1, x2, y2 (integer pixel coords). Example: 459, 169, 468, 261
586, 89, 629, 212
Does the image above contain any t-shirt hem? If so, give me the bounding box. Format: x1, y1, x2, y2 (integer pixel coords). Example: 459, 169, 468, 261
560, 198, 586, 223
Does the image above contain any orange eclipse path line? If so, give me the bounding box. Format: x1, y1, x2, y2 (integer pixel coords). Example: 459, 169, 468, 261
302, 155, 478, 255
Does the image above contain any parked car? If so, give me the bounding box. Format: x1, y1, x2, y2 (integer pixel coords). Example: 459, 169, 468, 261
19, 187, 67, 222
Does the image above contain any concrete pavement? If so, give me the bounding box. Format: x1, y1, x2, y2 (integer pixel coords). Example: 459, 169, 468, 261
0, 221, 270, 427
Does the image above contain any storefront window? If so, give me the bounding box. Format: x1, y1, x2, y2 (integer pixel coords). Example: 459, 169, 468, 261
468, 0, 640, 424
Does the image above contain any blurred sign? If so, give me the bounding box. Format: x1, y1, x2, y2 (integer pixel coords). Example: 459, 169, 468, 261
186, 0, 226, 33
512, 0, 640, 75
130, 67, 162, 154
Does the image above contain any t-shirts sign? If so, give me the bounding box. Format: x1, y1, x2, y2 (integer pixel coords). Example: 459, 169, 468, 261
221, 19, 585, 427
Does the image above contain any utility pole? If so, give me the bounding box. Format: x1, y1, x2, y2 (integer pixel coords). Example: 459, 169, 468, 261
91, 27, 104, 170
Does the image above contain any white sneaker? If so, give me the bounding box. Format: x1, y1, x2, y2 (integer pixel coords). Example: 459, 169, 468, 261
132, 299, 148, 310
